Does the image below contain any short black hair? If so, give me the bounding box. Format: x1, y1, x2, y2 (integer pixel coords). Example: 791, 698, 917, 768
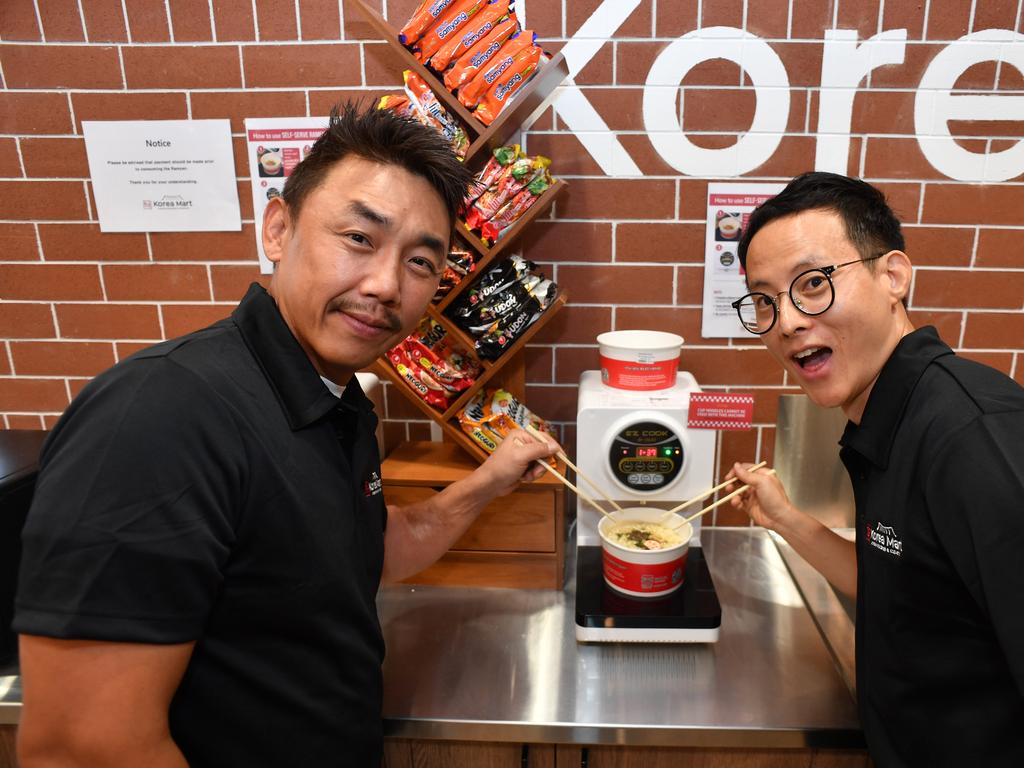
738, 172, 905, 270
282, 101, 473, 227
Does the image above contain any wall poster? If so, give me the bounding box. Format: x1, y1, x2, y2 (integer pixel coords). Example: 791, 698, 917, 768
244, 117, 329, 273
701, 182, 784, 338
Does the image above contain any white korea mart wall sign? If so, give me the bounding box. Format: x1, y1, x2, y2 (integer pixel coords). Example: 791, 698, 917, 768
547, 0, 1024, 182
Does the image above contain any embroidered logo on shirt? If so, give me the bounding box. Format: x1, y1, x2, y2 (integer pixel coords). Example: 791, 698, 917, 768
363, 470, 383, 498
866, 521, 903, 558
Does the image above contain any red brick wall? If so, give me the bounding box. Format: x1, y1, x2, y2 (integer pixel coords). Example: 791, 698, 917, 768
2, 1, 1023, 524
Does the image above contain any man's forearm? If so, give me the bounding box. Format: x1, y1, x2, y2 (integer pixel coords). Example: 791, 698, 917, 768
381, 470, 496, 583
774, 513, 857, 599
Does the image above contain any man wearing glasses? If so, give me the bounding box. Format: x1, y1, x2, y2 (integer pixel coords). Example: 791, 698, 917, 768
726, 172, 1024, 766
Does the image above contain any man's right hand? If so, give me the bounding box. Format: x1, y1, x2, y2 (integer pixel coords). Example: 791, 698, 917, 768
727, 461, 796, 532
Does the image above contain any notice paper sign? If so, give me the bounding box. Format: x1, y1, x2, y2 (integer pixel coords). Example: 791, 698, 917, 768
688, 393, 755, 430
700, 182, 784, 338
244, 117, 329, 273
83, 120, 241, 233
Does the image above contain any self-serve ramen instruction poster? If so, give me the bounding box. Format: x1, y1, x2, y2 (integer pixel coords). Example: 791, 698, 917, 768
701, 182, 784, 338
245, 117, 329, 274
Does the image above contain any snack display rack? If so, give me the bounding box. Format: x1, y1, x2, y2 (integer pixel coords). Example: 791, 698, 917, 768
354, 0, 570, 462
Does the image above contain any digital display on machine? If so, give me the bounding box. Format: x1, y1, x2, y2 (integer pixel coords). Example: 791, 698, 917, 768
608, 420, 685, 492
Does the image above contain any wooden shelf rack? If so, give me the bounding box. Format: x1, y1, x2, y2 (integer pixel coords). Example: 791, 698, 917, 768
354, 0, 570, 463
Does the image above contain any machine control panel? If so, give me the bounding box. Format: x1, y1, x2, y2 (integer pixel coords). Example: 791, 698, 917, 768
608, 420, 684, 492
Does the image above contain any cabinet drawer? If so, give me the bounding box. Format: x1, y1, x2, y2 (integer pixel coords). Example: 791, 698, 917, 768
384, 485, 555, 553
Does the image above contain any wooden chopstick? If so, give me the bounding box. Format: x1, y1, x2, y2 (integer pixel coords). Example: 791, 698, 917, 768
524, 424, 624, 513
672, 469, 776, 528
532, 455, 616, 520
659, 460, 768, 521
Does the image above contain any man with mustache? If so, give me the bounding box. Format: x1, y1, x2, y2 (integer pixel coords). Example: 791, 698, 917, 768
14, 103, 559, 768
727, 172, 1024, 766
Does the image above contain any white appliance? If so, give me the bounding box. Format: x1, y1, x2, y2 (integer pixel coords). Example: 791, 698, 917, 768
574, 370, 721, 643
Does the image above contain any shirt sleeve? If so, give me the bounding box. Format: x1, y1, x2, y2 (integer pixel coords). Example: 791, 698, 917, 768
14, 357, 244, 644
925, 410, 1024, 697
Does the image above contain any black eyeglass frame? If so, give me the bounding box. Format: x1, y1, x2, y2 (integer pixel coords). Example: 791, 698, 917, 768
731, 253, 886, 335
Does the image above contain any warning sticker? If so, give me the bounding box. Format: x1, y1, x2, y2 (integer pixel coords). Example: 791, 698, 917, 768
688, 393, 754, 430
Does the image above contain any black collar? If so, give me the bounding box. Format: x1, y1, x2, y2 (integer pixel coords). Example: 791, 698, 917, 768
839, 326, 954, 469
231, 283, 374, 430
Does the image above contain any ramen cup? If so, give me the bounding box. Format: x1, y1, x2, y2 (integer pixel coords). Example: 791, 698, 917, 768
718, 215, 741, 239
598, 507, 692, 598
260, 151, 283, 175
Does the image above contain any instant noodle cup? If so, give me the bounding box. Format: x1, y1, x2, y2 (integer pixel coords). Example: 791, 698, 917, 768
598, 508, 692, 598
597, 330, 682, 391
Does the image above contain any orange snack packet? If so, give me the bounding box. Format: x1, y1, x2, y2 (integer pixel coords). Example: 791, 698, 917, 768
399, 0, 461, 46
429, 0, 511, 71
473, 47, 542, 125
457, 31, 537, 108
443, 17, 522, 92
410, 0, 487, 63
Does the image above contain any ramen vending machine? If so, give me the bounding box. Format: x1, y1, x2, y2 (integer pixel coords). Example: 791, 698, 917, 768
574, 332, 722, 643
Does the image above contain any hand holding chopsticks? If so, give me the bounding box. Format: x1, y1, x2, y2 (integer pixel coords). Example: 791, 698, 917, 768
523, 424, 623, 518
671, 468, 777, 529
659, 460, 768, 522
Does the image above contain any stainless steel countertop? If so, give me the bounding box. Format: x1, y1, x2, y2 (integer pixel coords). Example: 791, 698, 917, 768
1, 528, 862, 748
378, 527, 862, 748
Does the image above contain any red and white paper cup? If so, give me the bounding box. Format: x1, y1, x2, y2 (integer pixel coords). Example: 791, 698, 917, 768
597, 330, 683, 391
598, 509, 692, 598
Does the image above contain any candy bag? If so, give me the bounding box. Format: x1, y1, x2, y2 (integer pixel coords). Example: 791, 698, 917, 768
444, 18, 523, 92
472, 46, 543, 125
429, 0, 512, 71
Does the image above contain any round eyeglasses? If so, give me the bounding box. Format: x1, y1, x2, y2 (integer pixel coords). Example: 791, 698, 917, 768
731, 254, 885, 335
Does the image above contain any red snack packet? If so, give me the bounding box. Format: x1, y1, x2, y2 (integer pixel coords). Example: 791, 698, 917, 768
457, 30, 537, 108
402, 70, 470, 158
387, 343, 450, 409
473, 47, 542, 125
464, 155, 548, 230
399, 0, 461, 46
480, 171, 552, 242
406, 338, 476, 393
464, 144, 520, 206
411, 0, 487, 64
444, 18, 522, 92
429, 0, 512, 71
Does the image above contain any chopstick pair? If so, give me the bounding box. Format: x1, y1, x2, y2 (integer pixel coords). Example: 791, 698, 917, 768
523, 424, 623, 519
670, 469, 776, 529
658, 460, 768, 522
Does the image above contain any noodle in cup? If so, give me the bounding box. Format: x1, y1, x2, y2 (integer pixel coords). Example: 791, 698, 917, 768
598, 508, 692, 598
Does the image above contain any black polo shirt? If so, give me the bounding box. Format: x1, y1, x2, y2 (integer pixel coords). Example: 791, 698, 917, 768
15, 283, 389, 767
839, 326, 1024, 767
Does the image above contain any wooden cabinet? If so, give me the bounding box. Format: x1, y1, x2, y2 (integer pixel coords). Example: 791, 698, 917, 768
382, 741, 873, 768
0, 726, 15, 768
352, 0, 571, 462
382, 441, 565, 589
